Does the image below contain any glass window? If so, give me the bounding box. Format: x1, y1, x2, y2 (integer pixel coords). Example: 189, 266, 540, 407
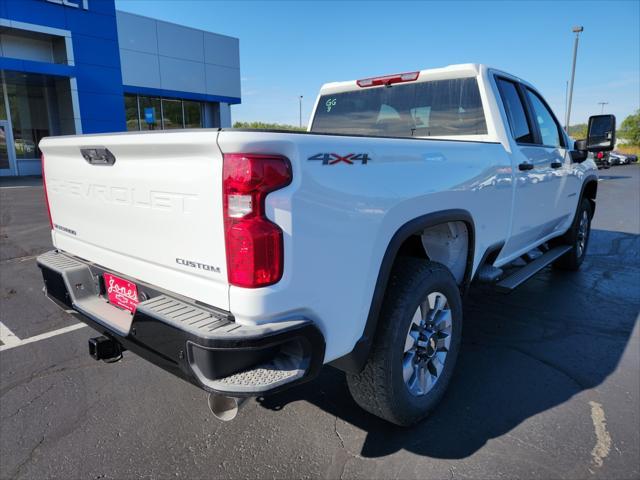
496, 78, 533, 144
183, 101, 202, 128
311, 77, 487, 137
6, 83, 50, 159
126, 95, 206, 131
161, 99, 183, 129
0, 81, 6, 120
526, 89, 562, 147
124, 94, 139, 131
139, 96, 161, 130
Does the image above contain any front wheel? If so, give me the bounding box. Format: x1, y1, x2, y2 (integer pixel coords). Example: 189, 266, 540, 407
346, 259, 462, 426
553, 198, 593, 270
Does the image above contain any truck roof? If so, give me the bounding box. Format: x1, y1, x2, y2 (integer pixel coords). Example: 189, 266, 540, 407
317, 63, 526, 96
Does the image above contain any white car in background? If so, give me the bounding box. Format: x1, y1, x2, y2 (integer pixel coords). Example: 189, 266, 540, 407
609, 152, 630, 165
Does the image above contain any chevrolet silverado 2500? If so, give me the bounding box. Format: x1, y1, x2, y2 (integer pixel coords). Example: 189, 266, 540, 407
37, 64, 616, 426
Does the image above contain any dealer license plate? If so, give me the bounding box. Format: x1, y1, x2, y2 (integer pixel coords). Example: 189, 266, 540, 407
103, 273, 139, 313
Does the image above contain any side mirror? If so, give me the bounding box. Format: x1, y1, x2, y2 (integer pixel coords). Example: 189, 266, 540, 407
586, 114, 616, 152
570, 140, 588, 162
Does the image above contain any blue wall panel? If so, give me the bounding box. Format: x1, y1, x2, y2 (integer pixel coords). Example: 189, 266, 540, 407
79, 117, 127, 133
64, 10, 118, 39
75, 64, 125, 95
0, 57, 75, 77
76, 0, 116, 17
1, 0, 125, 134
78, 92, 126, 121
73, 35, 122, 69
4, 0, 67, 27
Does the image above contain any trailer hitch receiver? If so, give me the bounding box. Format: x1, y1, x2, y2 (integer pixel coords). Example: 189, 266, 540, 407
89, 336, 124, 362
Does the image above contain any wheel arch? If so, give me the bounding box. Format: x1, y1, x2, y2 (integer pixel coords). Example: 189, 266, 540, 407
330, 209, 475, 373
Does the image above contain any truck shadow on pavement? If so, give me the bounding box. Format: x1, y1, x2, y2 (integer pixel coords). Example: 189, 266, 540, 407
257, 229, 639, 459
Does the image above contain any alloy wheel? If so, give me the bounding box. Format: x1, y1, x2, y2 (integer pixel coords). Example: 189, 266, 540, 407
403, 291, 452, 396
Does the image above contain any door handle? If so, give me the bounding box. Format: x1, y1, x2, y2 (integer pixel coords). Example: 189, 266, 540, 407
518, 162, 534, 171
550, 161, 563, 169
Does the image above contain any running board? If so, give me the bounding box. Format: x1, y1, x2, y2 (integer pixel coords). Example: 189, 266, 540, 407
496, 245, 572, 292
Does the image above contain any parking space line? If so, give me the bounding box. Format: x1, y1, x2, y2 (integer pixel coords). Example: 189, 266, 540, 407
0, 321, 21, 347
589, 400, 612, 469
0, 323, 87, 352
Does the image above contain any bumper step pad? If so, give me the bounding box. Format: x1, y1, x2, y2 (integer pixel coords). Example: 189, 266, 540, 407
218, 367, 300, 388
137, 295, 238, 337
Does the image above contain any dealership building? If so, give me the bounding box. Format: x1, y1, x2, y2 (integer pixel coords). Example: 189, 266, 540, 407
0, 0, 241, 176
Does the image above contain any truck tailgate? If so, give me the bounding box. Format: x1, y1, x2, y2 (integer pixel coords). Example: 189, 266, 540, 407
39, 130, 229, 311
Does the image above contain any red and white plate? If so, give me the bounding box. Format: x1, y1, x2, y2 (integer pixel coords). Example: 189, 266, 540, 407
103, 273, 139, 313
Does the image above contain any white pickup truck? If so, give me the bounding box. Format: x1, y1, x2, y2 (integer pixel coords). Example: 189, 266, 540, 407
37, 64, 615, 426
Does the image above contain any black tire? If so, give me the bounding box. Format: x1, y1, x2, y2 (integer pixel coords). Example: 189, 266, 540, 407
346, 258, 462, 426
552, 198, 593, 270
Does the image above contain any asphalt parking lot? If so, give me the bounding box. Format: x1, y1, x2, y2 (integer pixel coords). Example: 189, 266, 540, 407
1, 166, 638, 480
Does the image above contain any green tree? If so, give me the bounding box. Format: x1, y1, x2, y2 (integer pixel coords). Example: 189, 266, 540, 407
618, 110, 640, 145
233, 121, 305, 131
568, 123, 588, 139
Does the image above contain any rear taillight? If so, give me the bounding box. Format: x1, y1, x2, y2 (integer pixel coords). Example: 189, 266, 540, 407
41, 154, 53, 229
222, 153, 292, 288
357, 71, 419, 88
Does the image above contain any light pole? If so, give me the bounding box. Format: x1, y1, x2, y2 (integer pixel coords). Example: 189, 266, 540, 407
598, 102, 608, 114
564, 80, 569, 127
565, 25, 583, 131
299, 96, 303, 128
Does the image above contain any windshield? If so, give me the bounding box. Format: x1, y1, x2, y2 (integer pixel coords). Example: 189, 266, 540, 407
311, 77, 487, 138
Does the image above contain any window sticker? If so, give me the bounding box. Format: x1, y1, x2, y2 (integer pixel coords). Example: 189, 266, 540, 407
326, 98, 337, 112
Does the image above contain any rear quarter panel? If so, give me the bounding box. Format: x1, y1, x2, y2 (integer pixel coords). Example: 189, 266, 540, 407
218, 131, 512, 362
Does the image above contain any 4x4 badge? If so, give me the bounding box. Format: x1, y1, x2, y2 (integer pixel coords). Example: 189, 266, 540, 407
308, 153, 370, 165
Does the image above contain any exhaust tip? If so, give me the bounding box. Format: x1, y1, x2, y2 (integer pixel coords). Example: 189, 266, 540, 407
207, 393, 244, 421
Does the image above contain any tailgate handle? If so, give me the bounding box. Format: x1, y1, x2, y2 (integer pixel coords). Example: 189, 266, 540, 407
81, 147, 116, 166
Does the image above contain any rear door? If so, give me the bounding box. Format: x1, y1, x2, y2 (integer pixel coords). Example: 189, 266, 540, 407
522, 87, 575, 225
40, 130, 229, 311
495, 77, 565, 259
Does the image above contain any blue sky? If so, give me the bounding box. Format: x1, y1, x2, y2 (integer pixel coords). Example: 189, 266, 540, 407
115, 0, 640, 127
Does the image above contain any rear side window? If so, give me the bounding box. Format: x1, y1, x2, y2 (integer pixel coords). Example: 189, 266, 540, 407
526, 89, 563, 147
496, 78, 533, 144
311, 77, 487, 137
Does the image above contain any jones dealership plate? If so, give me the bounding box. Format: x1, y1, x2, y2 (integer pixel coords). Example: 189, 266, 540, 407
103, 273, 139, 313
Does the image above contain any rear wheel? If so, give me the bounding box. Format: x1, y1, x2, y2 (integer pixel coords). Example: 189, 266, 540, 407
553, 198, 592, 270
346, 259, 462, 426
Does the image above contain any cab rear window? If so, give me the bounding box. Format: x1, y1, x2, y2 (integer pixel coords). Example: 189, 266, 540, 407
311, 77, 487, 137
